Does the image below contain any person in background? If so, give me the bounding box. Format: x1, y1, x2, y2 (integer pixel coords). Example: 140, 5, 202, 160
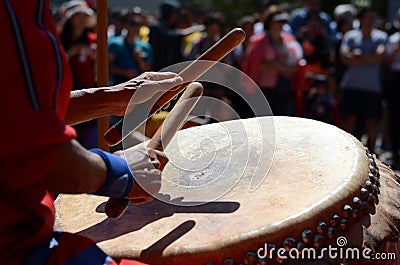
339, 7, 388, 153
59, 1, 97, 90
149, 0, 204, 71
181, 7, 203, 58
304, 73, 335, 124
228, 15, 256, 119
254, 1, 292, 35
296, 12, 333, 76
232, 15, 255, 70
149, 0, 182, 71
386, 8, 400, 35
329, 4, 357, 127
187, 12, 234, 122
332, 10, 355, 88
289, 0, 336, 40
295, 12, 335, 124
133, 6, 151, 43
384, 25, 400, 169
108, 9, 154, 152
188, 12, 224, 60
253, 0, 279, 35
59, 1, 98, 149
332, 4, 357, 35
108, 7, 128, 38
242, 5, 303, 116
108, 10, 153, 85
375, 16, 388, 32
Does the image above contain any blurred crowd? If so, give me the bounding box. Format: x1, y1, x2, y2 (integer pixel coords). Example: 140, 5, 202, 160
51, 0, 400, 169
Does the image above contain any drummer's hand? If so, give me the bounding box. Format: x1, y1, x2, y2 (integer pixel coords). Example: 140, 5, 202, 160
114, 145, 168, 204
112, 72, 183, 116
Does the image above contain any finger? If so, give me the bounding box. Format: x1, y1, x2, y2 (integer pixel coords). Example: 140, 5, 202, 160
130, 197, 153, 205
135, 169, 162, 184
153, 75, 183, 93
152, 149, 168, 160
129, 180, 159, 199
162, 102, 171, 109
138, 71, 179, 81
150, 71, 180, 81
148, 179, 162, 195
158, 156, 169, 171
127, 172, 161, 199
113, 150, 123, 156
150, 157, 161, 169
147, 148, 157, 159
145, 149, 165, 170
152, 149, 169, 171
148, 149, 168, 163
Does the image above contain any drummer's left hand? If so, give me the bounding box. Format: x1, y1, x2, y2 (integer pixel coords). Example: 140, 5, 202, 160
114, 145, 168, 204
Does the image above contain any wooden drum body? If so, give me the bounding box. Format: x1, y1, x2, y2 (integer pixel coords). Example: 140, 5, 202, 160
55, 117, 395, 264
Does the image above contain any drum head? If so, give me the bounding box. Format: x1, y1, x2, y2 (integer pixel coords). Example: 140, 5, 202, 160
55, 116, 369, 264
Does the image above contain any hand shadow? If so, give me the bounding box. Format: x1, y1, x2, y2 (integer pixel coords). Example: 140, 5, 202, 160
140, 220, 196, 262
78, 194, 240, 243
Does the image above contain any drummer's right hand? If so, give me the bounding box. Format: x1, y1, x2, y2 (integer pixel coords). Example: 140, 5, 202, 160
111, 72, 183, 116
114, 146, 168, 204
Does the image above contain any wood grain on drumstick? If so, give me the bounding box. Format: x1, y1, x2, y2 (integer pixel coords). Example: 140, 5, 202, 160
105, 82, 204, 219
104, 28, 245, 147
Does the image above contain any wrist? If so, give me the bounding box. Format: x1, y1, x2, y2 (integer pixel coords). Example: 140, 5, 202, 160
90, 148, 134, 199
105, 85, 135, 116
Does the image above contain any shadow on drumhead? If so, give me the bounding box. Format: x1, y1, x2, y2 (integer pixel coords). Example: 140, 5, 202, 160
78, 194, 240, 243
140, 220, 196, 261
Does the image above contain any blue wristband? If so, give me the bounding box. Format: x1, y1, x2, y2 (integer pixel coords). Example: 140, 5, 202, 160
90, 148, 134, 199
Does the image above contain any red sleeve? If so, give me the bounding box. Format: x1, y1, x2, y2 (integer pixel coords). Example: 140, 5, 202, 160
0, 2, 77, 260
0, 0, 76, 175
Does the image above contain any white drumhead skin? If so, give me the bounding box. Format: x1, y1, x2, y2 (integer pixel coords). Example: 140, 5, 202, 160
54, 116, 369, 264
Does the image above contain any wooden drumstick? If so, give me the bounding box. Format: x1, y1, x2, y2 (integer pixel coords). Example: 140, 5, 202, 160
104, 28, 245, 147
105, 82, 204, 219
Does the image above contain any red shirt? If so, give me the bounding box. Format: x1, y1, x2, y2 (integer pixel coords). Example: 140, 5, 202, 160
242, 31, 302, 92
0, 0, 76, 263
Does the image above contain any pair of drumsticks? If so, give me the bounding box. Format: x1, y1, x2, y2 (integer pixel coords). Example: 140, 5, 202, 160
104, 28, 246, 219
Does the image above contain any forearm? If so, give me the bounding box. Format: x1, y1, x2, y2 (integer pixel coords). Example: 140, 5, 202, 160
361, 54, 385, 64
65, 86, 132, 125
260, 61, 296, 76
43, 140, 107, 194
66, 71, 183, 125
260, 61, 280, 73
341, 53, 365, 66
278, 64, 297, 77
342, 53, 384, 66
